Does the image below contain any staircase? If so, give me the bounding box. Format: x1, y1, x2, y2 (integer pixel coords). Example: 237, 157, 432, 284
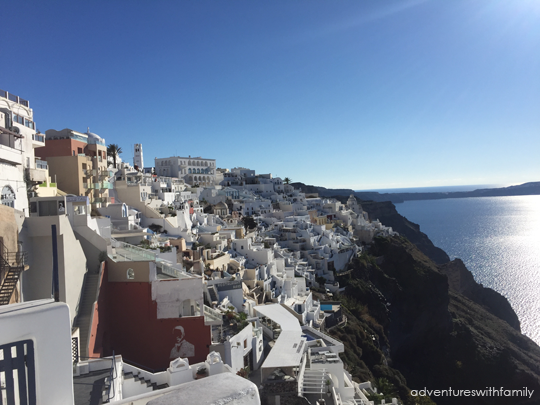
0, 243, 28, 306
123, 371, 168, 397
208, 285, 219, 303
301, 369, 328, 395
75, 272, 100, 358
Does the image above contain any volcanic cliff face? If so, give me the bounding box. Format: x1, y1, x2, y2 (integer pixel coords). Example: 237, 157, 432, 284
438, 259, 521, 331
331, 235, 540, 405
360, 200, 450, 264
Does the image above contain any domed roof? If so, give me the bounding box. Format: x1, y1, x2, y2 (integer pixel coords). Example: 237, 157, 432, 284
86, 127, 104, 142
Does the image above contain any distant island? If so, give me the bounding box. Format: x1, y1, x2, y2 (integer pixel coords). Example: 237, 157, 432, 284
292, 181, 540, 204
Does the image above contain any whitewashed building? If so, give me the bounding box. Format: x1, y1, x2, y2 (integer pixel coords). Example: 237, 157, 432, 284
155, 156, 216, 186
0, 88, 49, 215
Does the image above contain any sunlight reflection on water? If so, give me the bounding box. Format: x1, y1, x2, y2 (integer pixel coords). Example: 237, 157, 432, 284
396, 195, 540, 345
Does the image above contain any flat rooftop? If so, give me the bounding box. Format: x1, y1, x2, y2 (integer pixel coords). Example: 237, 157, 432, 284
254, 304, 301, 333
255, 304, 305, 370
145, 373, 258, 405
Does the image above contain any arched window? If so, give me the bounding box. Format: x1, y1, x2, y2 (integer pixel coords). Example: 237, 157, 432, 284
1, 185, 15, 208
188, 168, 192, 174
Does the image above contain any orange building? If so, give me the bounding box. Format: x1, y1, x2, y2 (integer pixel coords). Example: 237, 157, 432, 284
38, 128, 112, 207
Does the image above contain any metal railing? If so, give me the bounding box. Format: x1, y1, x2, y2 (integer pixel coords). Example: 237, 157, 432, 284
32, 134, 45, 143
0, 89, 29, 107
107, 351, 117, 402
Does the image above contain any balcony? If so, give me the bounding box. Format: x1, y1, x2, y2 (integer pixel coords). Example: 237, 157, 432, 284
26, 167, 48, 183
0, 89, 29, 108
109, 238, 157, 262
31, 133, 45, 147
0, 143, 23, 165
98, 181, 113, 189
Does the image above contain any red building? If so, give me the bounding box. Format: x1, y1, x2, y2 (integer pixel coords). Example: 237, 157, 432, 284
88, 255, 219, 371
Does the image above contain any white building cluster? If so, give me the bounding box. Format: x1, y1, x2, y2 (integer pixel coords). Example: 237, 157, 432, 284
0, 88, 398, 405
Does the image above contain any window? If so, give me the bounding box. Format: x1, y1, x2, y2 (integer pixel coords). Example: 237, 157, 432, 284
12, 114, 24, 124
24, 118, 35, 129
244, 339, 247, 349
75, 205, 86, 215
1, 185, 15, 208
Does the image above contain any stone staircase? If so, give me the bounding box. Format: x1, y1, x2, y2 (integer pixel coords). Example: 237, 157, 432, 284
123, 371, 169, 396
208, 285, 219, 303
75, 272, 100, 358
301, 369, 328, 395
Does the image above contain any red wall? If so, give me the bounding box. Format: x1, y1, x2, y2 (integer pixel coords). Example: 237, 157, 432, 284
103, 281, 212, 371
38, 138, 88, 158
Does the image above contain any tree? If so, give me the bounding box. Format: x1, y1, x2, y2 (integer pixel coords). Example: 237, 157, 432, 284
148, 224, 163, 234
107, 144, 123, 169
242, 216, 257, 231
283, 177, 292, 185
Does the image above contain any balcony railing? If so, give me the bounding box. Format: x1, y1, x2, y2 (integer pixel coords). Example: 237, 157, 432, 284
0, 89, 29, 107
156, 260, 195, 279
109, 238, 157, 262
32, 134, 45, 143
203, 304, 223, 324
35, 160, 48, 170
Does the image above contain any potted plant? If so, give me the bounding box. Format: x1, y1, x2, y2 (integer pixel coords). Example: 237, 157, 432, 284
196, 366, 207, 379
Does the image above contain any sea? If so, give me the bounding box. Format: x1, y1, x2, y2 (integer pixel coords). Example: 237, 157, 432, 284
382, 193, 540, 346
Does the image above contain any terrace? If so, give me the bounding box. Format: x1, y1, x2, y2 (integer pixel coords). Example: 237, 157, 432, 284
0, 89, 29, 107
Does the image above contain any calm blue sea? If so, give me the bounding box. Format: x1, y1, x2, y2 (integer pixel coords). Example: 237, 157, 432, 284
394, 195, 540, 345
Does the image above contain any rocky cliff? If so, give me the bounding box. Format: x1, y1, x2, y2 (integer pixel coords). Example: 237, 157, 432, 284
327, 222, 540, 404
438, 259, 521, 331
360, 200, 450, 264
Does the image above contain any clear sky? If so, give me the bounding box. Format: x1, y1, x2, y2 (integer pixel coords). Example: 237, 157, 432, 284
2, 0, 539, 190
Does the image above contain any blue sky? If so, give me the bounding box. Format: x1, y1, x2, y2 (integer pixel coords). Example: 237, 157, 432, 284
2, 0, 539, 190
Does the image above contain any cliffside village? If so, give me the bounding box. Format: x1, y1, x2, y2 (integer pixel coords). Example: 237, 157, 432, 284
0, 88, 399, 405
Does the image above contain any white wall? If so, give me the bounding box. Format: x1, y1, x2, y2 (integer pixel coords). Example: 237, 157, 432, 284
224, 324, 253, 372
151, 278, 204, 319
22, 215, 88, 325
0, 300, 74, 405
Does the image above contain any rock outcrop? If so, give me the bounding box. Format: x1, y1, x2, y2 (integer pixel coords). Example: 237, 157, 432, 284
331, 235, 540, 405
438, 259, 521, 331
360, 200, 450, 264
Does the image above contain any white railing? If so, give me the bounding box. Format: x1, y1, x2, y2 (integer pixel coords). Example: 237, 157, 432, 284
156, 260, 198, 279
110, 238, 157, 261
297, 353, 307, 396
203, 304, 223, 323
